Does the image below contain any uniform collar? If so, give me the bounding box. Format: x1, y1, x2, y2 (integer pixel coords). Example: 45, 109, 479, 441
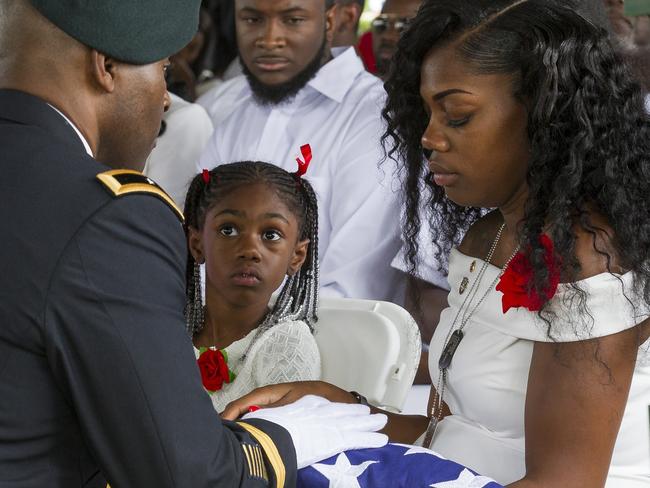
46, 104, 93, 157
306, 47, 366, 103
0, 89, 91, 157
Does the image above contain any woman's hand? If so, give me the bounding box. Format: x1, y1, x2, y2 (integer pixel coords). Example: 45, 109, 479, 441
223, 380, 431, 445
221, 380, 356, 420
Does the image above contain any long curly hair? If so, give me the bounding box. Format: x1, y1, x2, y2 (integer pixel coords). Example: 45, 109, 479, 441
382, 0, 650, 331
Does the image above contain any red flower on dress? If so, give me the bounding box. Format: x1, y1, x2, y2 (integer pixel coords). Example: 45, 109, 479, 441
197, 348, 232, 392
496, 234, 561, 313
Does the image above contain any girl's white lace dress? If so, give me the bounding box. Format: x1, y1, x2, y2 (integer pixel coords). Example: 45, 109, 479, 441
194, 319, 321, 413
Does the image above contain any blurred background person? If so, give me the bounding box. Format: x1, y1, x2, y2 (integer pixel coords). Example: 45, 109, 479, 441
332, 0, 365, 48
605, 0, 650, 48
165, 6, 214, 101
197, 0, 244, 97
143, 93, 213, 209
604, 0, 650, 93
198, 0, 404, 303
371, 0, 421, 79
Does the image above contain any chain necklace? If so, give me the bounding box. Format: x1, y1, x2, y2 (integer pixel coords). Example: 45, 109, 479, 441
422, 223, 520, 448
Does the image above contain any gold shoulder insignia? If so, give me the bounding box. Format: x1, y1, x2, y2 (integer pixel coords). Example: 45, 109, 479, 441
238, 422, 284, 488
96, 169, 183, 222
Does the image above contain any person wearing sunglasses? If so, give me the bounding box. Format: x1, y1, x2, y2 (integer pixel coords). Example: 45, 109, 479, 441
371, 0, 422, 78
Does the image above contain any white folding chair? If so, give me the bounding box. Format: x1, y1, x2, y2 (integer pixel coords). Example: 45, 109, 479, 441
313, 297, 421, 413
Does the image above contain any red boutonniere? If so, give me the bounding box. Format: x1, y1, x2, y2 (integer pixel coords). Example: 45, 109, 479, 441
495, 234, 561, 313
197, 347, 236, 393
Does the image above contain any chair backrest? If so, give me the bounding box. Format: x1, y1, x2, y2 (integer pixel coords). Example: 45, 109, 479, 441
313, 297, 421, 413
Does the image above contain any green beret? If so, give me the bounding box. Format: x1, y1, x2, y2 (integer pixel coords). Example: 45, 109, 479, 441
29, 0, 201, 65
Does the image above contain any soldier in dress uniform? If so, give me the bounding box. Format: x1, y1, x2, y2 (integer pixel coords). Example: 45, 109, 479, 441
0, 0, 385, 486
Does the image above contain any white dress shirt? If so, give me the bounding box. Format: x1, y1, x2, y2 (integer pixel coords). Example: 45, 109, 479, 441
198, 47, 404, 302
196, 76, 243, 127
144, 93, 213, 208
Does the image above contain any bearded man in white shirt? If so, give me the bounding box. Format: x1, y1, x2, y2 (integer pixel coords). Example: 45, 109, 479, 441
198, 0, 403, 302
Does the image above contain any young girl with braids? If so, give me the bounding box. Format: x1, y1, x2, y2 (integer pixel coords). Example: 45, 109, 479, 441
183, 156, 321, 412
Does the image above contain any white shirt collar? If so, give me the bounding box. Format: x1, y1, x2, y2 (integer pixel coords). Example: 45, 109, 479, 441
233, 47, 368, 108
306, 47, 366, 104
47, 103, 94, 157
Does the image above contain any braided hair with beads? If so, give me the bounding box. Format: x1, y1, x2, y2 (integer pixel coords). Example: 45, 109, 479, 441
183, 158, 320, 360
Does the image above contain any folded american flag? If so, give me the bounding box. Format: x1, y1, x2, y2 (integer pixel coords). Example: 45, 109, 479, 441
298, 443, 503, 487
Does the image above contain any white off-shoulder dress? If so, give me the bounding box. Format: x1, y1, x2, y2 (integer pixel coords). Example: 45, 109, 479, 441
194, 320, 321, 413
423, 248, 650, 487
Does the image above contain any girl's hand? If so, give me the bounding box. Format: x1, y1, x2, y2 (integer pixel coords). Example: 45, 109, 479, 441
221, 381, 356, 420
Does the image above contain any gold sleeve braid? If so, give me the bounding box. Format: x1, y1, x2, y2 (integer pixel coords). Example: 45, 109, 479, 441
237, 422, 286, 488
105, 426, 278, 487
106, 442, 271, 487
243, 443, 269, 481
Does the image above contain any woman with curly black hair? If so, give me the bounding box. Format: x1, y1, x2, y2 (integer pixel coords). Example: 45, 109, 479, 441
224, 0, 650, 485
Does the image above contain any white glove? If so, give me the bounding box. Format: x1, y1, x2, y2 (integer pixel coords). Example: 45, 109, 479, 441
242, 395, 388, 468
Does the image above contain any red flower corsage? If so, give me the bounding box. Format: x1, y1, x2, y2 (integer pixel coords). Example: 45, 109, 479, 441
496, 234, 561, 313
197, 347, 236, 393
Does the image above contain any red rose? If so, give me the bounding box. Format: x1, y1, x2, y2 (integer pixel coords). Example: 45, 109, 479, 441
496, 234, 561, 313
197, 348, 231, 392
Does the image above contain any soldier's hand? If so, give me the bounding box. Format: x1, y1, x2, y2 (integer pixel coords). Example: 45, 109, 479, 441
239, 395, 388, 468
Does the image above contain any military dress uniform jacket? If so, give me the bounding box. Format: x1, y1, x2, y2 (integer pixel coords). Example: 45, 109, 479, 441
0, 89, 297, 488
